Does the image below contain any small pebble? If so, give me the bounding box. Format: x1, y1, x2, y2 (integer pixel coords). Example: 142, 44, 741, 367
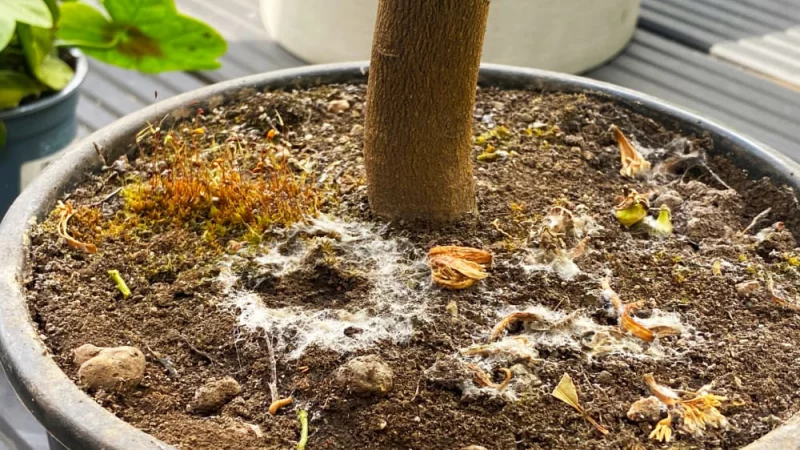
327, 99, 350, 113
627, 396, 666, 423
517, 112, 534, 123
76, 345, 145, 392
350, 124, 364, 136
334, 354, 393, 397
736, 280, 760, 296
188, 376, 242, 414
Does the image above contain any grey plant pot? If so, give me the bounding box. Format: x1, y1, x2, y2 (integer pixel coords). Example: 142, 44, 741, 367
0, 49, 88, 219
0, 63, 797, 450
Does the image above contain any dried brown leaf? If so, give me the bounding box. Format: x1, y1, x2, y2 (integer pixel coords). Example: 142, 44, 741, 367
620, 305, 655, 343
466, 364, 513, 391
612, 125, 651, 178
552, 373, 610, 435
644, 374, 680, 406
765, 271, 800, 311
489, 311, 549, 342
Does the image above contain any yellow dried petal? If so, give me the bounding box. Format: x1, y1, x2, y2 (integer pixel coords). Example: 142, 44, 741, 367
646, 205, 673, 238
621, 308, 655, 342
765, 271, 800, 311
712, 260, 722, 276
615, 203, 647, 228
614, 190, 649, 228
649, 416, 673, 442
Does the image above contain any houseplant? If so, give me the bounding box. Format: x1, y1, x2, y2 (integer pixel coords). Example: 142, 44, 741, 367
1, 1, 800, 449
0, 0, 225, 216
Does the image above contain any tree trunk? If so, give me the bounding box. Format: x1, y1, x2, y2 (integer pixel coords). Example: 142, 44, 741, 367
363, 0, 489, 223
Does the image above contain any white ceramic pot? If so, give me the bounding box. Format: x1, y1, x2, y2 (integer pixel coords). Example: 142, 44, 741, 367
261, 0, 640, 74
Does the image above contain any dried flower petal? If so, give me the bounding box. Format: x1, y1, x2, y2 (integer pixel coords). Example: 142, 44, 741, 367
602, 281, 680, 342
644, 374, 680, 406
621, 306, 655, 342
428, 246, 492, 290
765, 271, 800, 311
643, 375, 730, 440
429, 246, 493, 265
489, 311, 549, 342
552, 373, 610, 435
644, 205, 673, 238
649, 416, 673, 442
466, 364, 513, 391
614, 189, 649, 228
612, 125, 651, 178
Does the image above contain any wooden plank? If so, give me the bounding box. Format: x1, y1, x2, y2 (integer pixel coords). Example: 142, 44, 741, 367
660, 0, 776, 36
611, 53, 798, 139
642, 0, 752, 41
638, 8, 725, 51
77, 95, 119, 131
82, 72, 149, 118
696, 0, 797, 30
635, 30, 800, 103
88, 60, 180, 103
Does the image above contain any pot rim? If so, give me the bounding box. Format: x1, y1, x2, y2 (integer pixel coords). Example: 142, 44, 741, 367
0, 49, 89, 121
0, 62, 797, 450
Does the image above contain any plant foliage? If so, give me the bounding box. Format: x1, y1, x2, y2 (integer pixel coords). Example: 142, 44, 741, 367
0, 0, 225, 113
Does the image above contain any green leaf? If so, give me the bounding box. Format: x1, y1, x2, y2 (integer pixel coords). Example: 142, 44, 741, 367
0, 121, 7, 147
61, 0, 226, 73
0, 15, 15, 52
1, 0, 53, 28
35, 53, 74, 90
43, 0, 59, 24
57, 2, 118, 49
0, 70, 44, 110
17, 23, 73, 91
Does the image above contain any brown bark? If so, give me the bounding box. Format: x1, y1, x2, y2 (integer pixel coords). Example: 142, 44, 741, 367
363, 0, 489, 223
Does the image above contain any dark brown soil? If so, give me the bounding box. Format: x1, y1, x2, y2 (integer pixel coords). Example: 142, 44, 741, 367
24, 84, 800, 450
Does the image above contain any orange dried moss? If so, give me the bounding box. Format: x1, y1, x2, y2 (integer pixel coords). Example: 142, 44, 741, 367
124, 129, 319, 241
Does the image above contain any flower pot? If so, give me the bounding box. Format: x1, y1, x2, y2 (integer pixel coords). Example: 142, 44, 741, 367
0, 49, 88, 219
260, 0, 640, 74
0, 63, 798, 449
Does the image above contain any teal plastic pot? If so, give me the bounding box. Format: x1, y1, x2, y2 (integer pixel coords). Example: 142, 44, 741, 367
0, 49, 88, 218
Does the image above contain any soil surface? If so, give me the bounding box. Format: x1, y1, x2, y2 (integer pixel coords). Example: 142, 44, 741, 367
24, 84, 800, 450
